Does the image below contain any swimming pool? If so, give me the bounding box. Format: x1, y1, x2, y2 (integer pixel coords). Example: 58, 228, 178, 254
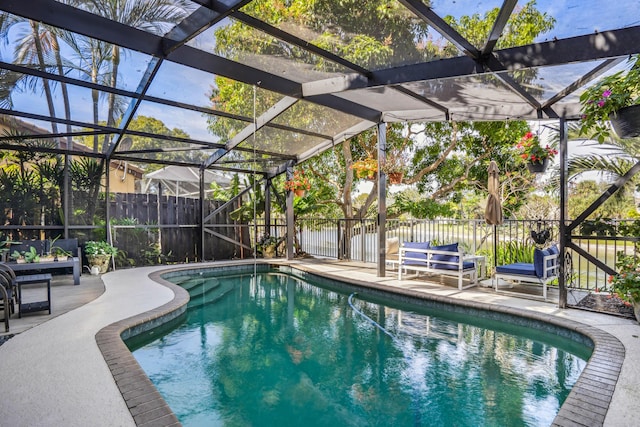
127, 266, 592, 427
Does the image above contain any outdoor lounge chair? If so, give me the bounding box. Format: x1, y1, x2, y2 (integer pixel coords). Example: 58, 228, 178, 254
0, 263, 19, 332
0, 263, 18, 315
494, 245, 559, 300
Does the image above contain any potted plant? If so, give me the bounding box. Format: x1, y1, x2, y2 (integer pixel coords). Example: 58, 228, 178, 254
11, 246, 40, 263
381, 150, 410, 185
284, 170, 311, 197
351, 156, 378, 180
0, 237, 21, 262
579, 55, 640, 142
84, 241, 118, 274
609, 251, 640, 322
515, 131, 558, 173
256, 234, 281, 258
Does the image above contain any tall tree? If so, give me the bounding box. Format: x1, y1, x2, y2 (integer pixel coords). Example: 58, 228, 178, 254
83, 0, 192, 151
208, 2, 556, 227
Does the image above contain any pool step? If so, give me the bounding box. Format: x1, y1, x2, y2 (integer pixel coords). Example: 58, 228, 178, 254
188, 281, 235, 308
179, 277, 219, 293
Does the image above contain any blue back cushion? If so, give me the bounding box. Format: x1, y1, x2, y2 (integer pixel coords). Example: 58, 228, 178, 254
402, 241, 430, 265
547, 244, 559, 271
533, 248, 550, 278
430, 243, 459, 269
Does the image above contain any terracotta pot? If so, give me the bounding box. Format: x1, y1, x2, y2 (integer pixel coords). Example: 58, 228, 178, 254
388, 172, 403, 184
87, 254, 111, 274
526, 158, 549, 174
294, 189, 305, 197
610, 104, 640, 139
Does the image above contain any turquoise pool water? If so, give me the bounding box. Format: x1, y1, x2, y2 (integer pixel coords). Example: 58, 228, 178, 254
127, 268, 591, 427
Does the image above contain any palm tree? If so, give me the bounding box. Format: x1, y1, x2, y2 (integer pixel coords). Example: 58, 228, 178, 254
0, 14, 59, 133
58, 32, 112, 152
83, 0, 193, 151
568, 137, 640, 201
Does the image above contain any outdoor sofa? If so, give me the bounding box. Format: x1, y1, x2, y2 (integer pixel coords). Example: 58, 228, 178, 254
397, 241, 482, 290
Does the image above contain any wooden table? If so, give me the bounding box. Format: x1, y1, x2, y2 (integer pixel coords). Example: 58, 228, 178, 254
16, 273, 52, 317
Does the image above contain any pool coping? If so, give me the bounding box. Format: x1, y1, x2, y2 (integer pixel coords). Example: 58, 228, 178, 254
95, 262, 624, 427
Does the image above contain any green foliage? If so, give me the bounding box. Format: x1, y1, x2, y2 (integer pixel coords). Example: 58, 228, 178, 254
12, 246, 39, 263
84, 240, 118, 256
141, 243, 171, 265
497, 240, 536, 266
611, 251, 640, 303
390, 191, 454, 219
579, 216, 617, 236
619, 220, 640, 237
568, 180, 636, 220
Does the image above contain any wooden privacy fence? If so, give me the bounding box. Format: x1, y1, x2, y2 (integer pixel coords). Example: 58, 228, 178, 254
108, 193, 245, 265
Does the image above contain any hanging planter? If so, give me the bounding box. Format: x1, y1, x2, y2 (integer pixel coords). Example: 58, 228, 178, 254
351, 157, 378, 180
284, 170, 311, 196
578, 55, 640, 143
610, 104, 640, 139
516, 131, 556, 174
526, 158, 549, 174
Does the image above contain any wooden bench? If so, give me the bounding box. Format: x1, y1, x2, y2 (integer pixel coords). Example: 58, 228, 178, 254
9, 239, 81, 285
398, 242, 484, 290
494, 245, 559, 301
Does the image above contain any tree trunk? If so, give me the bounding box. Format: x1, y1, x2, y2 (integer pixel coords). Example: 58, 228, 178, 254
30, 21, 58, 134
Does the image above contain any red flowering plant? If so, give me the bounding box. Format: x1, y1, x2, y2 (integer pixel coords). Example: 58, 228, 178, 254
609, 251, 640, 305
284, 170, 311, 192
515, 131, 558, 164
579, 55, 640, 143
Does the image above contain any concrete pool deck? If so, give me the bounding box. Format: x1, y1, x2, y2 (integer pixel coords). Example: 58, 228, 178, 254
0, 259, 638, 426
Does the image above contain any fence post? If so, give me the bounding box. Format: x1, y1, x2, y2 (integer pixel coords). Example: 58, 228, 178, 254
361, 219, 366, 262
337, 220, 342, 260
410, 219, 415, 242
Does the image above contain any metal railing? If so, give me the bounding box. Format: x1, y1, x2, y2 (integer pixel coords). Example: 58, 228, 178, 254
295, 217, 639, 293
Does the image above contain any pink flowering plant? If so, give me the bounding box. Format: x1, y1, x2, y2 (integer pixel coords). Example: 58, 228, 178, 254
609, 251, 640, 304
515, 131, 557, 163
579, 55, 640, 143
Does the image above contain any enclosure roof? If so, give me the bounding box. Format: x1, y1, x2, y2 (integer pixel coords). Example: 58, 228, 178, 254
0, 0, 638, 177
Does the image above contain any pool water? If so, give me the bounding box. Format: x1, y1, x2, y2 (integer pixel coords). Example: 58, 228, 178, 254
127, 269, 591, 427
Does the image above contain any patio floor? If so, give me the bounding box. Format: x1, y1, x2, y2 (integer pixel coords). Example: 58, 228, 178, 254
0, 259, 638, 426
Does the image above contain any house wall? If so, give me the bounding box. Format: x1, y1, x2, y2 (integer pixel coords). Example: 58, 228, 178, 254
108, 161, 142, 193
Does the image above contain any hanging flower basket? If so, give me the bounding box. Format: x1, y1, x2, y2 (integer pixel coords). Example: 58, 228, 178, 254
516, 131, 556, 174
527, 158, 549, 174
351, 157, 378, 180
610, 104, 640, 139
388, 172, 403, 184
284, 170, 311, 195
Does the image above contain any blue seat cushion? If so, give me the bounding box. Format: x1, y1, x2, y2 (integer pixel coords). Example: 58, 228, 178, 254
402, 241, 430, 265
429, 243, 459, 267
495, 262, 536, 276
431, 261, 476, 271
533, 248, 550, 278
